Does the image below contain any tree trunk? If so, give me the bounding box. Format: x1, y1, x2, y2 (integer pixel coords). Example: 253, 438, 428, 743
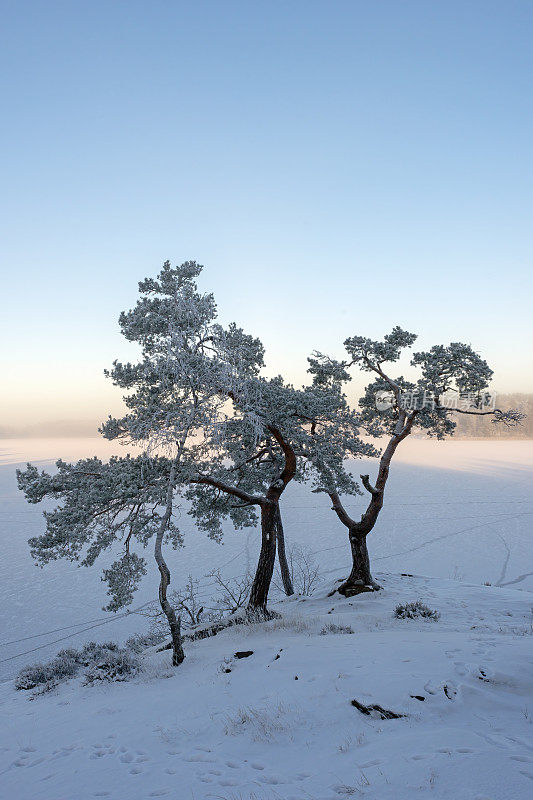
247, 425, 297, 616
154, 464, 185, 665
248, 500, 279, 617
276, 505, 294, 596
158, 563, 185, 665
337, 526, 381, 597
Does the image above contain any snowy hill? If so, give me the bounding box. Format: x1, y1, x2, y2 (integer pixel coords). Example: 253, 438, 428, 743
1, 573, 532, 800
1, 438, 532, 684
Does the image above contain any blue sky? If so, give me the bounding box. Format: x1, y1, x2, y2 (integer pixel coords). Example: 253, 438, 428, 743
1, 0, 532, 432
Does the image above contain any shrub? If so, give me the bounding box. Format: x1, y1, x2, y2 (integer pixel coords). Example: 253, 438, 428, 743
79, 641, 119, 663
15, 640, 142, 692
84, 649, 140, 684
224, 702, 299, 742
125, 631, 167, 653
319, 623, 354, 635
274, 544, 320, 596
15, 650, 79, 691
394, 601, 440, 621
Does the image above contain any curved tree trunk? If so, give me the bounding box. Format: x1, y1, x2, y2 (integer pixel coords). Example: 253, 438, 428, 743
247, 500, 279, 617
276, 505, 294, 596
331, 426, 415, 597
337, 526, 381, 596
154, 464, 185, 666
195, 427, 297, 618
248, 424, 297, 616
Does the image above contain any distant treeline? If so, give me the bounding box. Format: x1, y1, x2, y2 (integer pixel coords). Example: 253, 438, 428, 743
452, 394, 533, 439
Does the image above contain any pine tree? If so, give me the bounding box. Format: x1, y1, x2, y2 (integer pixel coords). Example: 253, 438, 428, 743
309, 328, 524, 597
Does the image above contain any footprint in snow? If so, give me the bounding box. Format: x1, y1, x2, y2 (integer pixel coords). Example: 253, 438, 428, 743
258, 773, 286, 784
225, 760, 240, 768
149, 791, 170, 796
91, 742, 116, 758
50, 746, 77, 761
250, 762, 265, 770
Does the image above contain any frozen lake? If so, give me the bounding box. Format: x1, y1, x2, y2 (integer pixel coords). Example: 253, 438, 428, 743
1, 437, 531, 680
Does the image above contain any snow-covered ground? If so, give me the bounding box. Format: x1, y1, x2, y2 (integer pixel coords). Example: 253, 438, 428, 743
0, 438, 532, 799
0, 438, 531, 682
1, 573, 532, 800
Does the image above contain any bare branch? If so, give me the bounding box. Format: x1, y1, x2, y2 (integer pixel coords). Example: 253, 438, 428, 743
360, 474, 379, 496
191, 475, 264, 506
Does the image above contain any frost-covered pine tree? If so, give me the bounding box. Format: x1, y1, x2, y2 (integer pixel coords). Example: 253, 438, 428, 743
18, 454, 185, 662
17, 261, 372, 665
309, 327, 524, 597
187, 370, 374, 616
17, 261, 260, 665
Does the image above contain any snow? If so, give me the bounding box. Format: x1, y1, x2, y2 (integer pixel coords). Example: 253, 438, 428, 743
0, 437, 532, 798
0, 438, 531, 680
0, 573, 532, 800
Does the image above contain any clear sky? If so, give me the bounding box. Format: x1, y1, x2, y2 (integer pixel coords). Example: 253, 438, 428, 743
1, 0, 532, 434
